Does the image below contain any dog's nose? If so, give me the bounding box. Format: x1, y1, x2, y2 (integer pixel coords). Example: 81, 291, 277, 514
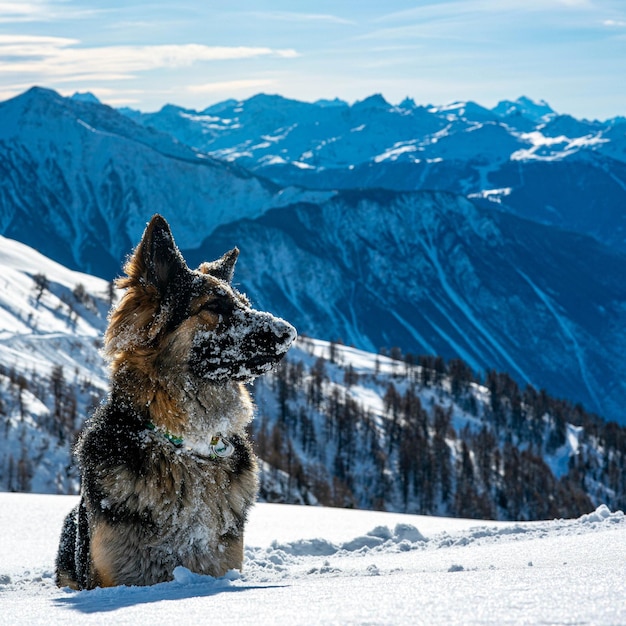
267, 317, 297, 354
275, 319, 297, 344
281, 322, 297, 342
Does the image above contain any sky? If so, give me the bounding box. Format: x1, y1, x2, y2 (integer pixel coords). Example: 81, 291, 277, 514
0, 0, 625, 118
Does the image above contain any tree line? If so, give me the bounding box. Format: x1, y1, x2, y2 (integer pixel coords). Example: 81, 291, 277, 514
251, 339, 626, 520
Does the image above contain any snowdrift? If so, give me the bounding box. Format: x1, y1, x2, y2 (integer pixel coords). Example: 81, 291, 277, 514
1, 493, 625, 625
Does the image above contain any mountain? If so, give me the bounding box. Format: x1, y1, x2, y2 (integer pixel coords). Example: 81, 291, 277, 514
0, 87, 328, 277
2, 87, 626, 423
125, 93, 626, 254
70, 91, 101, 104
2, 233, 626, 521
198, 189, 626, 423
492, 95, 556, 122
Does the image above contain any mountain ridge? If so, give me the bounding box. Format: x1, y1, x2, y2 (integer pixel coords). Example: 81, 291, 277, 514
0, 87, 331, 276
124, 90, 626, 254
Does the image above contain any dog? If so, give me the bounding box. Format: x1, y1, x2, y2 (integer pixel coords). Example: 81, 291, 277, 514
55, 214, 296, 589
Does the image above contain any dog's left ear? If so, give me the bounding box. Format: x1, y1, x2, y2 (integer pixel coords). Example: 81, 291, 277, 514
127, 214, 188, 293
199, 247, 239, 283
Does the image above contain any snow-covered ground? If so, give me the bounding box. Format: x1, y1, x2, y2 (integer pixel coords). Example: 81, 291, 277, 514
1, 493, 625, 625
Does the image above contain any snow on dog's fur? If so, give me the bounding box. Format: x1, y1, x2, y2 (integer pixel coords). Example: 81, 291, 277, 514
55, 214, 296, 589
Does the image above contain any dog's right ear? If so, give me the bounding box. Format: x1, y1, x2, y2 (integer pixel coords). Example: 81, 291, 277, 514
198, 247, 239, 283
124, 214, 188, 294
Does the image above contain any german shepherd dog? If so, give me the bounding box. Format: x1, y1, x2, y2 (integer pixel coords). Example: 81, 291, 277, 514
55, 214, 296, 589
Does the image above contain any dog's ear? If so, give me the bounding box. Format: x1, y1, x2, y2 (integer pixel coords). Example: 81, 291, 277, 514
198, 247, 239, 283
126, 214, 188, 293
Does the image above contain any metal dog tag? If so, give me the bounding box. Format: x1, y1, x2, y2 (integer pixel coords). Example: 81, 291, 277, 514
209, 435, 234, 458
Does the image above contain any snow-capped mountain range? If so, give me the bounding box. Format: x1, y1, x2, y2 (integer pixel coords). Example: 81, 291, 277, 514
1, 86, 626, 426
0, 87, 331, 277
125, 92, 626, 255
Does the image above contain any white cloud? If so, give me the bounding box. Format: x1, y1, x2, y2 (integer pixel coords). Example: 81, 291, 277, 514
0, 36, 298, 81
0, 1, 106, 23
0, 2, 46, 22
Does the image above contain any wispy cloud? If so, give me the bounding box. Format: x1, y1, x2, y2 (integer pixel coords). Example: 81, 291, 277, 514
245, 11, 355, 25
374, 0, 595, 23
360, 0, 608, 46
0, 1, 106, 23
0, 1, 47, 20
0, 35, 298, 81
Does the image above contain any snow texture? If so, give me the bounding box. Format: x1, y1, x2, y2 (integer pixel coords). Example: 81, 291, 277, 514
1, 493, 625, 625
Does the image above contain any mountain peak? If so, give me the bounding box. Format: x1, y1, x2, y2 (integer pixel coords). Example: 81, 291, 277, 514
428, 100, 495, 121
202, 98, 239, 114
398, 97, 417, 110
352, 93, 391, 110
314, 97, 349, 108
71, 91, 101, 105
493, 96, 556, 122
245, 93, 300, 107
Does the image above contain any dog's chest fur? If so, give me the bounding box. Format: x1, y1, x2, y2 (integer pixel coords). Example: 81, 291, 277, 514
78, 380, 258, 586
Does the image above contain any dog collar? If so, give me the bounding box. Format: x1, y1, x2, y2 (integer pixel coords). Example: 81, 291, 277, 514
145, 421, 183, 447
145, 422, 235, 459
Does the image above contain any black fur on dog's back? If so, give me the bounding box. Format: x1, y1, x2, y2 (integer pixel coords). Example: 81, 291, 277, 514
55, 214, 296, 589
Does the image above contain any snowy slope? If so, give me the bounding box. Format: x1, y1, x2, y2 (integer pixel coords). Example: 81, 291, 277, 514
1, 493, 625, 625
252, 337, 626, 519
0, 87, 331, 277
0, 235, 110, 493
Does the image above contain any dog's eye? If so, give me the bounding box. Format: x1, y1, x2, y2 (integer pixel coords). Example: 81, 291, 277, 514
201, 299, 222, 313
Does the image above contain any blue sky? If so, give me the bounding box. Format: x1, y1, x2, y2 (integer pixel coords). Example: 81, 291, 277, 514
0, 0, 625, 118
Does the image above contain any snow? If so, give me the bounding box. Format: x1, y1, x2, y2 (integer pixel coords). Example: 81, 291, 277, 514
468, 187, 512, 204
510, 130, 609, 161
373, 142, 419, 163
1, 493, 625, 625
0, 234, 109, 383
545, 423, 584, 479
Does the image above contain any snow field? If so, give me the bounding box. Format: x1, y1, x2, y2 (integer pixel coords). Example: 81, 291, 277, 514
1, 493, 625, 625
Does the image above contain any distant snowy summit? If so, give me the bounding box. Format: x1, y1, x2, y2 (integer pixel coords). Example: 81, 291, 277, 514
492, 95, 556, 122
70, 91, 101, 105
123, 91, 623, 175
